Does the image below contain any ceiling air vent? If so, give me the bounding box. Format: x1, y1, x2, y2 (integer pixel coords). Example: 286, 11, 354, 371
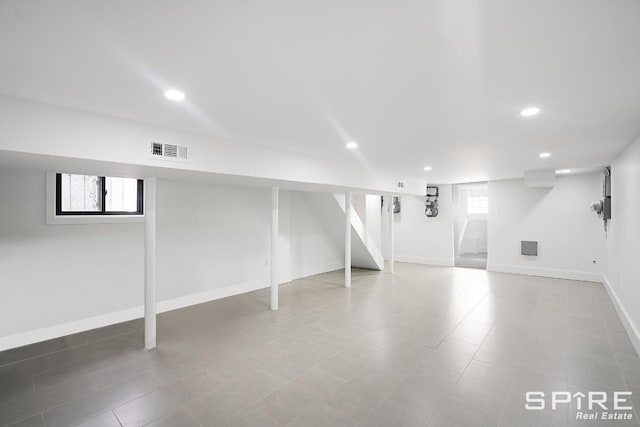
150, 142, 188, 161
164, 144, 178, 158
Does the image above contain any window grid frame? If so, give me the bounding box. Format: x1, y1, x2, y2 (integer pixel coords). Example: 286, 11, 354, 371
55, 173, 144, 216
467, 194, 489, 215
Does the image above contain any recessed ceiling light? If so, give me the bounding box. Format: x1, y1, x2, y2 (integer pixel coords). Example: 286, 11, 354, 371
346, 141, 358, 149
556, 169, 571, 174
423, 166, 432, 171
520, 107, 541, 117
164, 90, 186, 101
539, 152, 551, 158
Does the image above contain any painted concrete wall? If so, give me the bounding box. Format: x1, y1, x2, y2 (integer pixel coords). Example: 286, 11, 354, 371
0, 169, 342, 349
301, 192, 384, 270
0, 169, 144, 345
455, 185, 488, 255
605, 136, 640, 353
365, 195, 382, 251
382, 186, 455, 266
351, 193, 383, 256
487, 173, 606, 282
284, 191, 344, 281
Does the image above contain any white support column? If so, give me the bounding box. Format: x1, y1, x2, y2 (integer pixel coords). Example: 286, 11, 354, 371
345, 192, 352, 288
144, 177, 157, 350
271, 186, 279, 310
388, 195, 395, 274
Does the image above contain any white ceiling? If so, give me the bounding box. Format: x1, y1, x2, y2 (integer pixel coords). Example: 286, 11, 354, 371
1, 0, 640, 184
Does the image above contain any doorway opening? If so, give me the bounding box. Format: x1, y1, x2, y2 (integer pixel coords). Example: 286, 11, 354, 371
453, 182, 488, 269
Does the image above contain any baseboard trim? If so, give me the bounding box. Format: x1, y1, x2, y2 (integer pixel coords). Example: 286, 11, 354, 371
0, 280, 269, 352
486, 263, 602, 283
290, 261, 345, 282
0, 306, 144, 352
394, 255, 455, 267
157, 280, 268, 314
601, 274, 640, 357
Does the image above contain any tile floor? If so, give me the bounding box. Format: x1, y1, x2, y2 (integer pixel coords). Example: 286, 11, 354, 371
1, 263, 639, 426
455, 253, 488, 270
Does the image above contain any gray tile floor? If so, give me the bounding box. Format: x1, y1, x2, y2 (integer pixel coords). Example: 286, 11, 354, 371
1, 263, 639, 426
455, 253, 488, 270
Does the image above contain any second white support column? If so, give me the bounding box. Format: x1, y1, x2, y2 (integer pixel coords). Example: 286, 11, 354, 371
389, 195, 395, 274
271, 186, 279, 310
345, 192, 352, 288
144, 177, 157, 350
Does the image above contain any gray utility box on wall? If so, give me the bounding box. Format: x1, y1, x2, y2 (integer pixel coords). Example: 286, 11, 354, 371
521, 241, 538, 256
603, 197, 612, 220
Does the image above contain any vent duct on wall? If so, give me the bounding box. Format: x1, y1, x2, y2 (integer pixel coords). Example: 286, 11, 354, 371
150, 142, 188, 161
521, 241, 538, 256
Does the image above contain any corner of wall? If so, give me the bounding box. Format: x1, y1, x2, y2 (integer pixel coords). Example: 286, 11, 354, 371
601, 274, 640, 357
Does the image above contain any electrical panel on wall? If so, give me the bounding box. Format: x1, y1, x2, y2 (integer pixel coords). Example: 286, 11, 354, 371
590, 166, 611, 235
425, 186, 439, 218
381, 196, 402, 214
150, 142, 189, 161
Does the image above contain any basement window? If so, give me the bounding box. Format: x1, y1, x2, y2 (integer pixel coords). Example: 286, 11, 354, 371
467, 191, 489, 215
46, 172, 144, 224
56, 173, 143, 215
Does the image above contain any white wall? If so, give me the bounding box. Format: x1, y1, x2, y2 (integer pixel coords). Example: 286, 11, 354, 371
605, 136, 640, 353
455, 185, 488, 256
459, 220, 487, 254
382, 186, 455, 266
157, 185, 343, 299
0, 170, 341, 350
0, 169, 144, 342
156, 180, 271, 303
285, 191, 343, 280
487, 173, 606, 282
452, 185, 460, 260
365, 195, 382, 251
352, 194, 367, 224
351, 194, 383, 252
300, 192, 383, 270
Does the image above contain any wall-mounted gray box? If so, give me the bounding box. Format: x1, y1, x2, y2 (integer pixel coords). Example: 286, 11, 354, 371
603, 197, 611, 220
521, 241, 538, 256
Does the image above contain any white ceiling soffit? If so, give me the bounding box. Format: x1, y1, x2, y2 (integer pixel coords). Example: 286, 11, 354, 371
524, 169, 556, 188
0, 149, 410, 196
1, 0, 640, 184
